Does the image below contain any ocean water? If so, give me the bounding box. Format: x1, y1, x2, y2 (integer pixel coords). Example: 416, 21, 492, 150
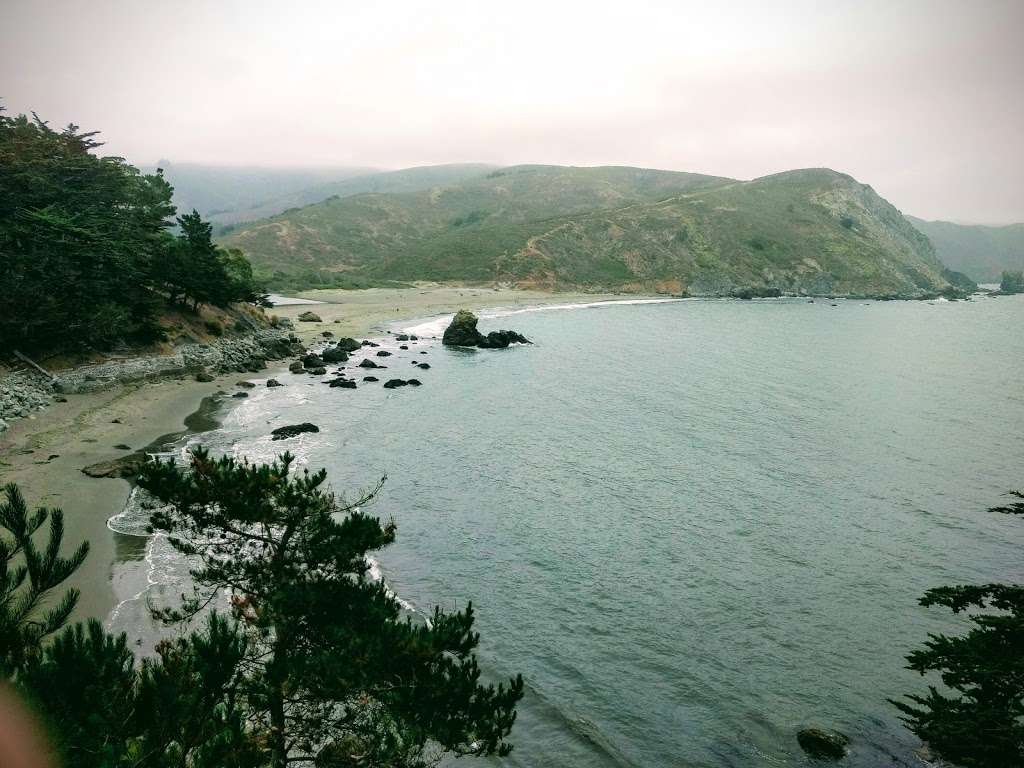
109, 295, 1024, 767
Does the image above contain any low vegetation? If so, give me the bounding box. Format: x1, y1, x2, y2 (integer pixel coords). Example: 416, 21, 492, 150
222, 165, 960, 297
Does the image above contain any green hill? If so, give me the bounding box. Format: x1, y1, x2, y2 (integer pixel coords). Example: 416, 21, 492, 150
221, 164, 959, 297
905, 216, 1024, 283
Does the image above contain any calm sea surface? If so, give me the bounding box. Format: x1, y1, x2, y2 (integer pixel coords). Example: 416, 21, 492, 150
109, 295, 1024, 767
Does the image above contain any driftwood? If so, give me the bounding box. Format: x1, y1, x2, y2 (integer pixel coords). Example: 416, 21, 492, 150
12, 350, 57, 382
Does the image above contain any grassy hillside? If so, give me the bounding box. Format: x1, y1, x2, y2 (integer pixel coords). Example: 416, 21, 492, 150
222, 165, 958, 297
906, 216, 1024, 283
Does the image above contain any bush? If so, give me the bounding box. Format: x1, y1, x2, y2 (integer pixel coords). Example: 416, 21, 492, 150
204, 319, 223, 336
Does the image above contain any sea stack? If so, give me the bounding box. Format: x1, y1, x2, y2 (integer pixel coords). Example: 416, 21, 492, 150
442, 309, 531, 348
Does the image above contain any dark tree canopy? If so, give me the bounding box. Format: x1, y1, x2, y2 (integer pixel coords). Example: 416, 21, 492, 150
893, 490, 1024, 767
139, 448, 523, 768
0, 107, 264, 355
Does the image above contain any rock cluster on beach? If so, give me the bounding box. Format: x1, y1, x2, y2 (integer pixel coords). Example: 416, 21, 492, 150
441, 309, 531, 348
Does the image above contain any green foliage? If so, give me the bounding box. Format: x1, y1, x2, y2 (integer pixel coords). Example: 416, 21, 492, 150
138, 447, 523, 768
0, 109, 173, 351
0, 483, 89, 675
1000, 270, 1024, 293
892, 491, 1024, 767
222, 165, 952, 296
908, 216, 1024, 284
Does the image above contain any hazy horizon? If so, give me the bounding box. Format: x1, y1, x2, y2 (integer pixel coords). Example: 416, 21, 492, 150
3, 0, 1023, 224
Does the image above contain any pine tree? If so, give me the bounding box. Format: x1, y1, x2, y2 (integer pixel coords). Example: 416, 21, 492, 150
892, 490, 1024, 766
139, 448, 523, 768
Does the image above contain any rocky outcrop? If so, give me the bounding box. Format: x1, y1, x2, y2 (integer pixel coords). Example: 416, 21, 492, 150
297, 311, 322, 322
51, 330, 297, 395
441, 310, 531, 348
796, 728, 850, 760
82, 451, 149, 479
271, 423, 319, 440
321, 346, 349, 364
357, 359, 382, 369
383, 379, 408, 389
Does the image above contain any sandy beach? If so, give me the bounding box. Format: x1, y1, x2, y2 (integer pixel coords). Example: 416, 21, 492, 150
0, 286, 630, 623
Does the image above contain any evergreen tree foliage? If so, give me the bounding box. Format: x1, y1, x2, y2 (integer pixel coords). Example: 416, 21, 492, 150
893, 491, 1024, 767
139, 447, 523, 768
0, 107, 265, 355
0, 483, 89, 675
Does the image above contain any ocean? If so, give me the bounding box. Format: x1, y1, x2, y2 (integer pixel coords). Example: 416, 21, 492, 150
108, 295, 1024, 767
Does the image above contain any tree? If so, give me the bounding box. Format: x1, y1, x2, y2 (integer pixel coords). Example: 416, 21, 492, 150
1000, 270, 1024, 294
893, 490, 1024, 767
0, 483, 89, 675
138, 448, 523, 768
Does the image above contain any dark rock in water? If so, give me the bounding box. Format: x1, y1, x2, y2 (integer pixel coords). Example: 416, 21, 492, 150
362, 376, 379, 382
288, 361, 305, 373
382, 379, 408, 389
113, 443, 131, 450
309, 367, 327, 376
302, 353, 324, 368
362, 340, 379, 348
797, 728, 850, 760
297, 311, 322, 322
321, 346, 349, 363
479, 329, 531, 348
266, 379, 283, 387
731, 286, 782, 300
358, 359, 381, 368
236, 381, 256, 389
195, 370, 215, 382
399, 345, 408, 350
376, 350, 392, 357
417, 363, 430, 369
82, 451, 149, 478
420, 351, 428, 355
396, 334, 410, 341
334, 337, 362, 353
321, 331, 333, 338
328, 378, 357, 389
410, 335, 418, 341
271, 423, 319, 440
442, 309, 531, 348
232, 392, 248, 398
407, 378, 422, 386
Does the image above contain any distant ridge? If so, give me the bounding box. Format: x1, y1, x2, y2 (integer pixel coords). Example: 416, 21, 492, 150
219, 163, 961, 296
905, 216, 1024, 283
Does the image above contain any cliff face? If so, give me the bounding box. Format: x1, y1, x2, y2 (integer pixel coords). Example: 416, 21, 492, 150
223, 165, 957, 297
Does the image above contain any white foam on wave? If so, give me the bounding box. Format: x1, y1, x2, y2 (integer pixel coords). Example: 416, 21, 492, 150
400, 297, 686, 338
366, 555, 430, 626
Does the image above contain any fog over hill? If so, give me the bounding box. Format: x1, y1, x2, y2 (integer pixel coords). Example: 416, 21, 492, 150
905, 216, 1024, 283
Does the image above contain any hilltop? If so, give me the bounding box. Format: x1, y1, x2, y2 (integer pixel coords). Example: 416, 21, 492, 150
905, 216, 1024, 283
221, 164, 962, 297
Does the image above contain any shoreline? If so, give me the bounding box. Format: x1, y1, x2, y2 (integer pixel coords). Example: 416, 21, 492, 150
0, 286, 653, 623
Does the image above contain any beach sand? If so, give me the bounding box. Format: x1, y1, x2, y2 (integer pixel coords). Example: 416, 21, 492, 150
0, 286, 635, 623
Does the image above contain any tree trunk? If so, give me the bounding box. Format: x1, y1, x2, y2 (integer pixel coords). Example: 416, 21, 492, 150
268, 630, 289, 768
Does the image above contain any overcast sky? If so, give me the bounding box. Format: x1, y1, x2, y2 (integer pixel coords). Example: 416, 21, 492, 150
2, 0, 1022, 222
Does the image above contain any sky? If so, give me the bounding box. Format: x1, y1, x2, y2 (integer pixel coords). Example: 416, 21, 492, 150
2, 0, 1023, 223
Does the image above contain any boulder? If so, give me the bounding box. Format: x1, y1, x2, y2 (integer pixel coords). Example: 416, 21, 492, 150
328, 378, 357, 389
396, 334, 410, 341
195, 371, 215, 383
362, 376, 379, 382
266, 379, 283, 387
236, 381, 256, 389
407, 379, 422, 386
321, 346, 349, 364
321, 331, 333, 338
232, 392, 248, 398
399, 345, 409, 350
301, 353, 324, 368
82, 451, 149, 479
382, 379, 408, 389
797, 728, 850, 760
271, 423, 319, 440
376, 350, 392, 357
297, 311, 322, 322
410, 335, 418, 341
357, 359, 381, 369
442, 309, 531, 348
309, 367, 327, 376
334, 337, 362, 353
288, 361, 305, 374
417, 363, 431, 369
